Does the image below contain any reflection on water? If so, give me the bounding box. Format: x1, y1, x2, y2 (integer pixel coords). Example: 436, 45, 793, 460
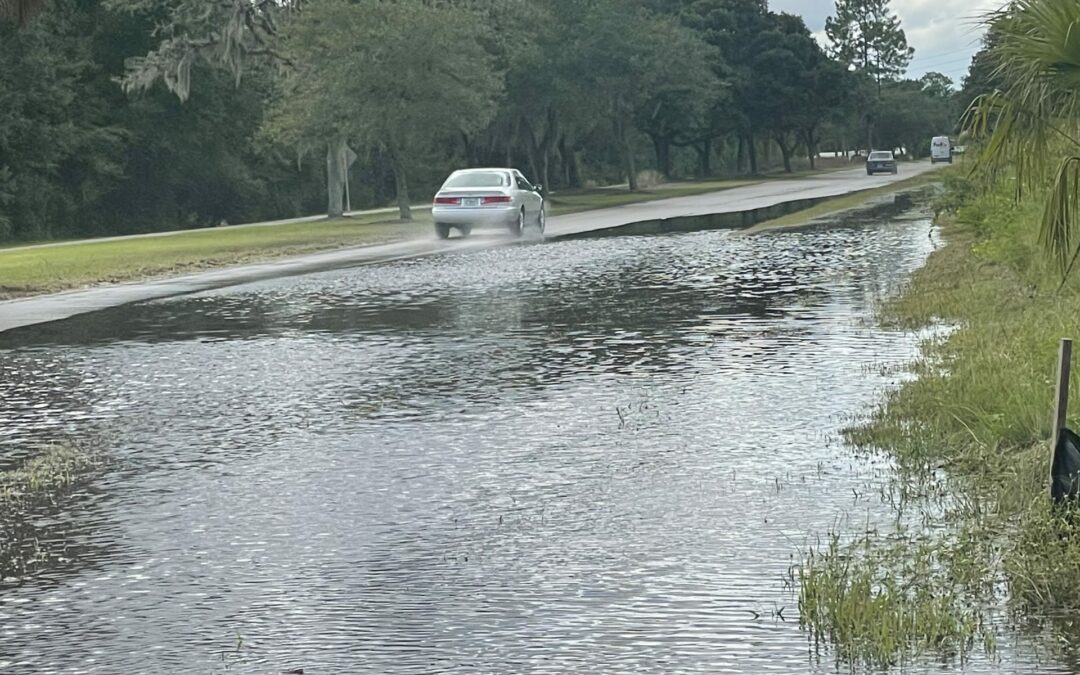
0, 210, 1063, 673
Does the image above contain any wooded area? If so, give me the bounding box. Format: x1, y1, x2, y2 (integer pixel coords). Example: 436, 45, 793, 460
0, 0, 965, 242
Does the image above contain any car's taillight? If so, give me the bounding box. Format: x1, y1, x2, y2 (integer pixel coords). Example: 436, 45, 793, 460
481, 195, 511, 204
433, 196, 460, 205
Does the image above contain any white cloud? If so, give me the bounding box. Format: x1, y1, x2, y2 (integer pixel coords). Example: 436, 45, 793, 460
892, 0, 1002, 82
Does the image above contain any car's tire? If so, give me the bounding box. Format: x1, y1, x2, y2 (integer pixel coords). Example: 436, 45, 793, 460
866, 170, 873, 176
509, 208, 524, 237
536, 205, 546, 234
435, 223, 451, 240
457, 225, 472, 238
892, 168, 898, 175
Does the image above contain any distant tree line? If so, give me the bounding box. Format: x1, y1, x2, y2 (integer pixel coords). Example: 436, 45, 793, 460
0, 0, 961, 241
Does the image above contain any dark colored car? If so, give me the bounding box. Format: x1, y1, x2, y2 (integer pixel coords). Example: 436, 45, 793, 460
866, 151, 898, 175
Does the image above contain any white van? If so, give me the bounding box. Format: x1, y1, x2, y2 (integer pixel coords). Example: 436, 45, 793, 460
931, 136, 952, 164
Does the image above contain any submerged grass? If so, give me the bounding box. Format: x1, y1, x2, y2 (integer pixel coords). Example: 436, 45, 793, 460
796, 168, 1080, 666
0, 443, 108, 582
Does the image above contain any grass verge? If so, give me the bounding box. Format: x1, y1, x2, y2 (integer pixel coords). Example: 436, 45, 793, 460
795, 169, 1080, 666
0, 215, 420, 299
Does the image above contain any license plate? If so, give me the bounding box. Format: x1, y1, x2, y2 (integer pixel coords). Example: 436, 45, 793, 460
462, 198, 480, 207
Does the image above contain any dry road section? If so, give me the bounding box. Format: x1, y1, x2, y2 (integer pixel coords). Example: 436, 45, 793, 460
0, 163, 940, 334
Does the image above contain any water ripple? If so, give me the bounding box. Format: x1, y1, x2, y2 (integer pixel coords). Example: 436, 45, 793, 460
0, 209, 1060, 673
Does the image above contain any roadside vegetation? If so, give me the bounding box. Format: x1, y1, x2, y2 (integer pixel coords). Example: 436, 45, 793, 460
795, 170, 1080, 666
794, 1, 1080, 665
0, 0, 953, 244
794, 1, 1080, 667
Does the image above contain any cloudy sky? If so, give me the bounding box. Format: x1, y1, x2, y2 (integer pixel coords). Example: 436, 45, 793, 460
771, 0, 1005, 86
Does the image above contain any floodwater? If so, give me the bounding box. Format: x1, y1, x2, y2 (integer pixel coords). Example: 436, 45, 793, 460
0, 207, 1066, 673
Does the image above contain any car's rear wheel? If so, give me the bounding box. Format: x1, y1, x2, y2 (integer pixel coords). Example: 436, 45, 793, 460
509, 209, 524, 237
435, 223, 451, 240
457, 225, 472, 238
891, 168, 898, 175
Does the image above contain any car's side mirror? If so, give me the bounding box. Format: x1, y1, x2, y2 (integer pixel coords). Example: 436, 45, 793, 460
534, 184, 543, 193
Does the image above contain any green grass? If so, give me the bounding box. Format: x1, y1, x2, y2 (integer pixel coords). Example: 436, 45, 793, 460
0, 215, 421, 298
795, 167, 1080, 665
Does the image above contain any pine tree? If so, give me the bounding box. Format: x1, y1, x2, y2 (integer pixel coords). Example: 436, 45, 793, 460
825, 0, 914, 87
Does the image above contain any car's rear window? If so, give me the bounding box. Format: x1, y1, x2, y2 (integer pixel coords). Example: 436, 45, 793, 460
869, 152, 893, 160
443, 172, 509, 188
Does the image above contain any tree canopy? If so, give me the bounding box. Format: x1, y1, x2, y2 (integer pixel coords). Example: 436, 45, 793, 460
0, 0, 951, 243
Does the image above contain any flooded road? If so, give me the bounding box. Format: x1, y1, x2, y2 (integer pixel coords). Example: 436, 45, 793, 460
0, 207, 1058, 673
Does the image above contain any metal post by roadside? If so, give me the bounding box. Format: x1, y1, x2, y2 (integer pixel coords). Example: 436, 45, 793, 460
1052, 338, 1073, 498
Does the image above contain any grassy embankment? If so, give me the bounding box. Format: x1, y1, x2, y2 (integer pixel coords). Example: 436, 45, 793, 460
0, 177, 764, 299
796, 169, 1080, 667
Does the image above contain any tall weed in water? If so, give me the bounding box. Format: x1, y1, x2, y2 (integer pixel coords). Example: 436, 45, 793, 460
797, 173, 1080, 664
0, 443, 107, 582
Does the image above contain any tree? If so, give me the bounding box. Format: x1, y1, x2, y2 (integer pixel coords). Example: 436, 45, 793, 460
799, 60, 860, 168
826, 0, 914, 150
919, 72, 955, 100
737, 12, 855, 173
633, 14, 722, 179
107, 0, 299, 102
264, 0, 502, 220
825, 0, 914, 86
966, 0, 1080, 277
684, 0, 772, 173
876, 79, 954, 157
560, 0, 718, 190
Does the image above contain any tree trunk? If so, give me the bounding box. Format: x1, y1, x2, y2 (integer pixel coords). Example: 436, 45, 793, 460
697, 137, 712, 177
462, 132, 477, 167
775, 134, 793, 173
615, 115, 638, 191
386, 144, 411, 221
563, 138, 582, 189
325, 137, 348, 218
539, 106, 560, 190
651, 134, 673, 179
521, 117, 541, 186
746, 133, 758, 175
803, 127, 817, 170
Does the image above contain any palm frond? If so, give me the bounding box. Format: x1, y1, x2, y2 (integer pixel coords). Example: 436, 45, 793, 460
1041, 156, 1080, 275
965, 0, 1080, 278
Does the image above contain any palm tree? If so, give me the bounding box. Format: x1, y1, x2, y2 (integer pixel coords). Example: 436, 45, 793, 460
0, 0, 47, 25
965, 0, 1080, 276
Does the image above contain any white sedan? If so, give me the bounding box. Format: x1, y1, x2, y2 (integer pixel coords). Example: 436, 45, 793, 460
431, 168, 545, 239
